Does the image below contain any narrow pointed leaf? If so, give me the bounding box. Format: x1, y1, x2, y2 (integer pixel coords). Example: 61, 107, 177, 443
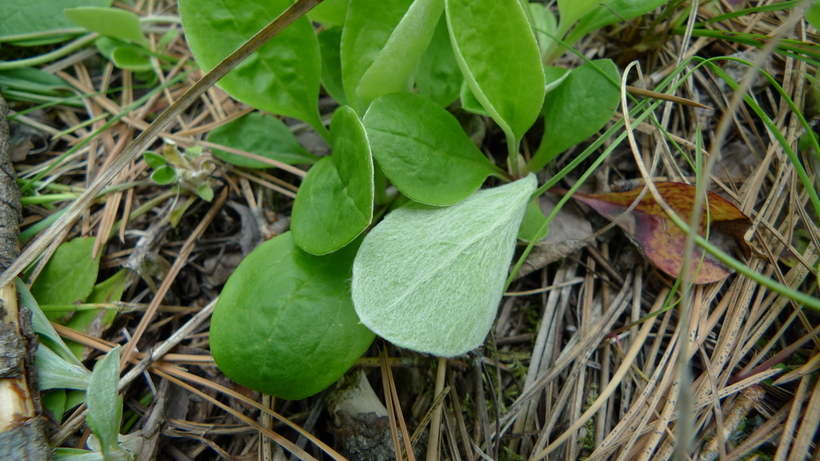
211, 232, 374, 400
530, 60, 620, 172
364, 92, 499, 206
179, 0, 325, 134
86, 346, 122, 457
445, 0, 545, 147
352, 175, 537, 357
554, 182, 752, 284
292, 106, 374, 255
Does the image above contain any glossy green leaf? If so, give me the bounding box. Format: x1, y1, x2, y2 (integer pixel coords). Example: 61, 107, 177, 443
110, 47, 153, 71
307, 0, 348, 26
544, 66, 571, 93
211, 232, 374, 400
557, 0, 599, 36
64, 7, 147, 45
0, 0, 111, 45
65, 269, 128, 359
355, 0, 444, 111
196, 184, 214, 202
446, 0, 545, 152
340, 0, 412, 113
808, 1, 820, 31
459, 81, 489, 116
179, 0, 326, 136
529, 59, 620, 172
364, 93, 500, 206
151, 165, 177, 185
318, 27, 347, 105
143, 152, 166, 169
207, 113, 318, 168
416, 15, 462, 107
292, 106, 373, 255
530, 2, 557, 59
517, 196, 549, 242
30, 237, 100, 320
352, 175, 536, 357
86, 346, 122, 457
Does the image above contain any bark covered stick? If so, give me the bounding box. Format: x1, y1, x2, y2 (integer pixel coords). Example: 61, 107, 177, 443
0, 96, 52, 457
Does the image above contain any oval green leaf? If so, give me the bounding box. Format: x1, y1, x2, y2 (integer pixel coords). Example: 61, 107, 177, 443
445, 0, 545, 148
179, 0, 326, 136
207, 112, 318, 168
416, 15, 463, 107
30, 237, 100, 321
340, 0, 413, 113
292, 106, 374, 255
307, 0, 348, 26
318, 27, 347, 105
64, 6, 147, 45
352, 175, 536, 357
211, 232, 374, 400
354, 0, 444, 111
529, 59, 620, 172
363, 92, 500, 206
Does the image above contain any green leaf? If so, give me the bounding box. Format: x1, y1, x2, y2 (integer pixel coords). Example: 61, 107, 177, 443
307, 0, 348, 26
211, 232, 374, 400
809, 1, 820, 31
65, 269, 129, 359
150, 165, 177, 185
445, 0, 545, 154
292, 106, 373, 255
86, 346, 122, 457
318, 27, 347, 105
19, 279, 83, 367
196, 183, 214, 202
143, 152, 166, 169
529, 59, 620, 172
110, 47, 152, 71
0, 68, 73, 97
416, 15, 463, 107
352, 175, 536, 357
557, 0, 600, 36
517, 196, 549, 242
36, 346, 92, 391
207, 112, 318, 168
64, 7, 147, 45
30, 237, 100, 321
340, 0, 413, 113
179, 0, 326, 137
363, 93, 500, 206
530, 2, 557, 59
354, 0, 444, 112
0, 0, 112, 45
459, 81, 489, 116
544, 66, 571, 93
94, 37, 152, 71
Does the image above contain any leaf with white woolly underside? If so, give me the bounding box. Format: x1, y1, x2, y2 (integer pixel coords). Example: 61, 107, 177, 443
352, 175, 536, 357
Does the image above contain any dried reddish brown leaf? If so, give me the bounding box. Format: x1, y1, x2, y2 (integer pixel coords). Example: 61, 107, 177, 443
551, 182, 752, 284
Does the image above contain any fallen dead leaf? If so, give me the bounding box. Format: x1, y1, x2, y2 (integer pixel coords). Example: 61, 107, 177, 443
551, 182, 752, 284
